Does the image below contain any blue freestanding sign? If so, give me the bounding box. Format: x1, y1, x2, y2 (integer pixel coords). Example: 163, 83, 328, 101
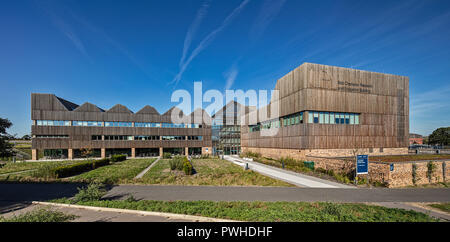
356, 155, 369, 174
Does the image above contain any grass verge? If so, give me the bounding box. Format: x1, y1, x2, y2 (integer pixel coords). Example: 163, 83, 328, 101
428, 203, 450, 213
137, 158, 292, 186
0, 207, 77, 222
50, 198, 437, 222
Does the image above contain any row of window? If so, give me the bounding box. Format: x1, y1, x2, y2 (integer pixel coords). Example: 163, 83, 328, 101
249, 111, 360, 132
94, 135, 203, 141
308, 111, 360, 125
36, 120, 71, 126
35, 135, 69, 138
35, 120, 202, 128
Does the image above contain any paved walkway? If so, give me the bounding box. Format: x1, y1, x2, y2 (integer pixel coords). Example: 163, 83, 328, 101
224, 155, 352, 188
135, 157, 161, 179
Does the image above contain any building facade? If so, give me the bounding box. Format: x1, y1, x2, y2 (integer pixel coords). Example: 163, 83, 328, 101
211, 101, 252, 155
241, 63, 409, 159
31, 93, 212, 160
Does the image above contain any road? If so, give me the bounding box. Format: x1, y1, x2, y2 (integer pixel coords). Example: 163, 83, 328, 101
1, 183, 449, 205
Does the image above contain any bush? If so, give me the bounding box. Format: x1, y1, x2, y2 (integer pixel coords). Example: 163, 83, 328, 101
163, 152, 172, 159
0, 208, 76, 222
32, 163, 58, 179
51, 158, 110, 178
73, 182, 107, 202
169, 156, 185, 170
110, 154, 126, 163
183, 160, 193, 175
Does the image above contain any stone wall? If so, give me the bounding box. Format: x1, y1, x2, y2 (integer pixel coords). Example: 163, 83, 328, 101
242, 147, 408, 160
372, 160, 448, 187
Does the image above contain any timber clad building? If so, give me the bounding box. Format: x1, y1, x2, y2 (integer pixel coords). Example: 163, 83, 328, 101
241, 63, 409, 159
31, 93, 212, 160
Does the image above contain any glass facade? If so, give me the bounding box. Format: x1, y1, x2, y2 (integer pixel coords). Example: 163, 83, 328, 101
308, 111, 360, 125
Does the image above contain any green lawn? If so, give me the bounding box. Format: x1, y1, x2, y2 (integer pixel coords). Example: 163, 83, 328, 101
0, 160, 83, 175
429, 203, 450, 213
51, 198, 437, 222
68, 158, 155, 184
137, 158, 292, 187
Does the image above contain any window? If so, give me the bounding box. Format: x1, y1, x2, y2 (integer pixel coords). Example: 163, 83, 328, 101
104, 135, 133, 140
36, 135, 68, 138
104, 122, 132, 127
313, 112, 319, 124
91, 135, 102, 140
135, 122, 161, 128
36, 120, 71, 126
306, 111, 360, 125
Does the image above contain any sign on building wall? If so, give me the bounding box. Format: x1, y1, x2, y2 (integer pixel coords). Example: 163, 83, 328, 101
356, 155, 369, 174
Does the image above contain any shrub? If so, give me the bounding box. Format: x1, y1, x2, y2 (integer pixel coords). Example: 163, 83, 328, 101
427, 161, 436, 183
163, 152, 172, 159
51, 158, 110, 178
73, 182, 107, 202
412, 163, 418, 185
32, 163, 58, 179
0, 208, 76, 222
169, 156, 185, 170
183, 159, 193, 175
110, 154, 126, 163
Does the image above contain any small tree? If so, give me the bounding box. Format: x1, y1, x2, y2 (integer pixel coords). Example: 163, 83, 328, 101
0, 118, 15, 158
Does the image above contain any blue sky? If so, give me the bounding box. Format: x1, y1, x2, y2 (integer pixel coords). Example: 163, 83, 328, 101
1, 0, 449, 137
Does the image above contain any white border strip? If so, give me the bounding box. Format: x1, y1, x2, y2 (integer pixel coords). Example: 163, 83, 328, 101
32, 201, 238, 222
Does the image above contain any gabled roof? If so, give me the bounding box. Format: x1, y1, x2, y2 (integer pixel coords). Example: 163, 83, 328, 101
162, 106, 184, 116
189, 108, 211, 124
55, 96, 79, 111
73, 102, 104, 112
136, 105, 159, 115
107, 104, 133, 113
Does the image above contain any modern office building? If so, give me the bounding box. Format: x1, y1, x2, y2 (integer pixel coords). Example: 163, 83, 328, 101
211, 101, 253, 155
241, 63, 409, 159
31, 93, 212, 160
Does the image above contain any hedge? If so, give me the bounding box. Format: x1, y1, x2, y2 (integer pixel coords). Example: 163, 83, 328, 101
110, 154, 127, 163
52, 158, 110, 178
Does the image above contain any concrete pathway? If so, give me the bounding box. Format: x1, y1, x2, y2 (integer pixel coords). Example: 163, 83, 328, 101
134, 157, 161, 179
224, 155, 352, 188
